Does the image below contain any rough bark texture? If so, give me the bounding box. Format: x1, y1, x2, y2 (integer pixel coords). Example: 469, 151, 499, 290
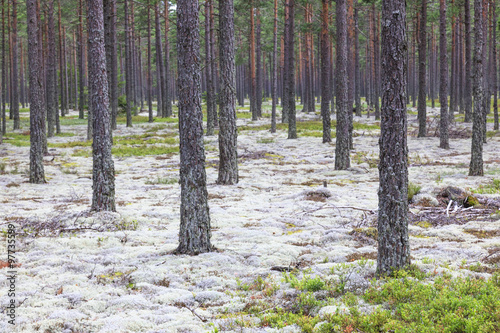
164, 0, 172, 117
46, 0, 57, 138
147, 0, 153, 123
354, 6, 361, 117
285, 0, 296, 139
11, 0, 19, 130
256, 8, 262, 118
217, 0, 238, 185
469, 0, 484, 176
250, 2, 257, 121
176, 0, 212, 255
124, 0, 132, 127
154, 5, 167, 118
335, 0, 350, 169
27, 0, 45, 184
205, 0, 215, 135
78, 0, 85, 119
491, 0, 498, 130
87, 0, 115, 211
417, 0, 427, 137
439, 0, 449, 149
270, 0, 277, 133
464, 0, 472, 122
320, 0, 331, 143
103, 0, 118, 130
377, 0, 409, 276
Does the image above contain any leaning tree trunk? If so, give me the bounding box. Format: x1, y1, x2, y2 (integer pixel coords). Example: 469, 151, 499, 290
377, 0, 409, 276
217, 0, 238, 185
27, 0, 45, 184
417, 0, 427, 137
335, 0, 350, 169
175, 0, 212, 255
469, 0, 485, 176
320, 0, 331, 143
439, 0, 449, 149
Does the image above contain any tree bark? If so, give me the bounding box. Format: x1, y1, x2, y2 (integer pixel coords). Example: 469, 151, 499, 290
1, 0, 6, 136
87, 0, 115, 211
46, 0, 57, 138
417, 0, 427, 137
439, 0, 449, 149
256, 7, 262, 118
354, 5, 361, 117
175, 0, 212, 255
250, 2, 257, 121
27, 0, 45, 183
124, 0, 132, 127
335, 0, 350, 169
11, 0, 19, 130
492, 0, 498, 130
205, 0, 215, 135
104, 0, 118, 130
164, 1, 172, 117
154, 4, 166, 119
469, 0, 485, 176
217, 0, 238, 185
270, 0, 277, 133
377, 0, 409, 276
285, 0, 296, 139
321, 0, 331, 143
147, 0, 153, 122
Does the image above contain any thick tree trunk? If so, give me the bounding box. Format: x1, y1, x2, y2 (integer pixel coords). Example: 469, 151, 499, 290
87, 0, 115, 211
417, 0, 427, 137
175, 0, 212, 255
377, 0, 409, 276
321, 0, 331, 143
11, 0, 19, 130
469, 0, 485, 176
335, 0, 350, 169
439, 0, 449, 149
27, 0, 45, 183
217, 0, 238, 185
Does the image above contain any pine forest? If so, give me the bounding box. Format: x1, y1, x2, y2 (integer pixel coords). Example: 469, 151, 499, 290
1, 0, 500, 331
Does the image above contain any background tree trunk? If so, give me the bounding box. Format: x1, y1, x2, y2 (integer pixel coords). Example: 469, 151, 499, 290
285, 0, 296, 139
11, 0, 19, 130
104, 0, 118, 130
270, 0, 277, 133
417, 0, 427, 137
377, 0, 409, 276
124, 0, 132, 127
46, 0, 57, 138
321, 0, 331, 143
205, 0, 215, 135
175, 0, 211, 255
217, 0, 238, 185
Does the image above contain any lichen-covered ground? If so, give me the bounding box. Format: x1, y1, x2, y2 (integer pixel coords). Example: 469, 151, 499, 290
0, 103, 499, 332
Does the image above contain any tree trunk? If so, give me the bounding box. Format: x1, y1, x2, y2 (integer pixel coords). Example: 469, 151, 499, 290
104, 0, 118, 130
321, 0, 331, 143
124, 0, 132, 127
27, 0, 45, 183
335, 0, 350, 169
285, 0, 296, 139
250, 2, 257, 121
1, 0, 5, 136
439, 0, 449, 149
87, 0, 115, 211
469, 0, 485, 176
492, 0, 498, 130
46, 0, 56, 138
205, 0, 215, 135
270, 0, 277, 133
78, 0, 85, 119
417, 0, 427, 137
377, 0, 409, 276
164, 0, 172, 117
147, 0, 153, 122
154, 4, 166, 119
256, 7, 262, 118
175, 0, 212, 255
11, 0, 19, 130
217, 0, 238, 185
57, 0, 64, 117
354, 5, 361, 117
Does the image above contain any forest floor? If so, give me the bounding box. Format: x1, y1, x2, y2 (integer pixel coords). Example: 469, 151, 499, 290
1, 102, 500, 332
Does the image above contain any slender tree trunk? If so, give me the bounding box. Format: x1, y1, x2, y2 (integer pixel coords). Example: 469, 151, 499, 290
154, 4, 166, 119
354, 5, 361, 117
57, 0, 64, 117
87, 0, 115, 211
147, 1, 153, 122
11, 0, 19, 130
321, 0, 331, 143
124, 0, 132, 126
417, 0, 427, 137
175, 0, 211, 255
270, 0, 277, 133
469, 0, 485, 176
250, 2, 257, 121
19, 40, 25, 109
164, 0, 172, 117
46, 0, 56, 138
1, 0, 5, 136
27, 0, 45, 183
205, 0, 215, 135
104, 0, 118, 130
217, 0, 238, 185
429, 24, 435, 108
335, 0, 350, 169
377, 0, 409, 276
439, 0, 449, 149
210, 3, 217, 127
256, 7, 262, 118
464, 0, 472, 122
492, 0, 498, 130
285, 0, 296, 139
78, 0, 85, 119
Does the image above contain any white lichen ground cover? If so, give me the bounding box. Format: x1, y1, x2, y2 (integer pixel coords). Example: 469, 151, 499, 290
0, 105, 499, 332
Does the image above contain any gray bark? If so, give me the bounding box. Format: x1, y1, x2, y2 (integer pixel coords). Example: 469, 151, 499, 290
285, 0, 296, 139
321, 0, 331, 143
104, 0, 118, 130
417, 0, 427, 137
11, 0, 19, 130
377, 0, 409, 276
175, 0, 212, 255
217, 0, 238, 185
46, 0, 57, 138
464, 0, 472, 122
439, 0, 449, 149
